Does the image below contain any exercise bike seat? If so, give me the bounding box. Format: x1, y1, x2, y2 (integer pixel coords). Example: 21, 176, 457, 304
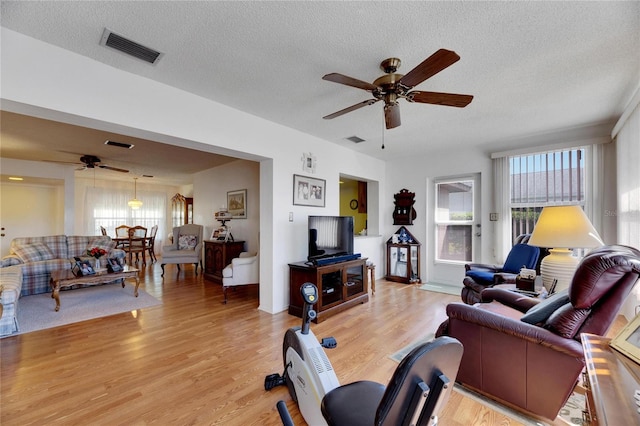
320, 336, 463, 426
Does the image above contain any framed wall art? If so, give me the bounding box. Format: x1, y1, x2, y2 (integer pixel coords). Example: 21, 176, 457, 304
227, 189, 247, 219
301, 152, 317, 174
610, 312, 640, 364
293, 174, 325, 207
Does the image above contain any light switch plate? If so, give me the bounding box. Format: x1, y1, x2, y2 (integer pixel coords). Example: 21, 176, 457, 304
289, 212, 294, 222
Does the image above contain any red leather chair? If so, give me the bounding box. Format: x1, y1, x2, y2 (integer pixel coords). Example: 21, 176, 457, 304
437, 245, 640, 421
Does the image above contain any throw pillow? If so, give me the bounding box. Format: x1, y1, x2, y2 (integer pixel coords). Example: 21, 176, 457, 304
520, 289, 570, 325
178, 234, 197, 250
86, 236, 115, 253
12, 242, 56, 263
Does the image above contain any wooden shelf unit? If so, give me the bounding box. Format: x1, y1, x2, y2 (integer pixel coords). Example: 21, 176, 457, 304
288, 258, 368, 323
204, 240, 245, 282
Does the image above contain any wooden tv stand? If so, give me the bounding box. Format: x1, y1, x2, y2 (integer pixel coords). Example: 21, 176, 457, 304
288, 258, 369, 323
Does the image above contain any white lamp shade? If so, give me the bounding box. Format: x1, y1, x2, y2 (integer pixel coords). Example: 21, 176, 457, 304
528, 205, 603, 293
528, 205, 603, 249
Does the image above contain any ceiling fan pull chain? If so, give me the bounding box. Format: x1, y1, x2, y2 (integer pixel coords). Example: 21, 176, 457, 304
381, 112, 385, 150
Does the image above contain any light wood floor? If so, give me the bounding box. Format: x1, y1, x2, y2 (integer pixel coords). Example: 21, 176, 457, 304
2, 263, 571, 425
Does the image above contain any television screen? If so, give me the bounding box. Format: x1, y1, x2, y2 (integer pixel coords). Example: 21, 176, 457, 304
308, 216, 354, 260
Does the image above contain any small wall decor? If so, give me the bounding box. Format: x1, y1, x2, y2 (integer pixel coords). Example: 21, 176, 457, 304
301, 152, 317, 174
293, 174, 325, 207
393, 188, 417, 225
227, 189, 247, 219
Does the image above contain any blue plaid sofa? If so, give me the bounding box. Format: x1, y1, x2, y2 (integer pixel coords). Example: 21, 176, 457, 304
0, 265, 23, 336
1, 235, 126, 296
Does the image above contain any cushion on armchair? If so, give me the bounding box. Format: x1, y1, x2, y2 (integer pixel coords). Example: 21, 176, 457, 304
502, 243, 541, 273
465, 269, 495, 284
12, 242, 56, 263
520, 289, 570, 325
178, 234, 198, 250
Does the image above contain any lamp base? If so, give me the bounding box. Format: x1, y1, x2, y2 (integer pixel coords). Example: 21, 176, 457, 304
540, 248, 579, 293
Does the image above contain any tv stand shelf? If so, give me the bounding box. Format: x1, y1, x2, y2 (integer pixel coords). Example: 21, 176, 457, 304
288, 258, 369, 323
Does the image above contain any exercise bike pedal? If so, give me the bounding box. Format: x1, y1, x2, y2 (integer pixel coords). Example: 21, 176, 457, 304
264, 373, 286, 391
321, 337, 337, 349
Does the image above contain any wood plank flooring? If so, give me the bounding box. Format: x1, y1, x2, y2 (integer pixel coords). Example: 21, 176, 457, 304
1, 263, 572, 425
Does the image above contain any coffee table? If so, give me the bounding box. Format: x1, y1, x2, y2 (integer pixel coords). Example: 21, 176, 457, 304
49, 266, 140, 312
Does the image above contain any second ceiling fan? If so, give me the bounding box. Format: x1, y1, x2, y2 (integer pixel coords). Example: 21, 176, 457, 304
322, 49, 474, 129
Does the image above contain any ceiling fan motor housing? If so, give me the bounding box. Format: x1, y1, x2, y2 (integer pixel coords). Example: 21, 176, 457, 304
80, 154, 101, 167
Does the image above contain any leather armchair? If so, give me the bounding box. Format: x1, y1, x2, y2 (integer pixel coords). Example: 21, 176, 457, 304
437, 245, 640, 421
160, 224, 203, 276
221, 252, 259, 303
461, 234, 545, 304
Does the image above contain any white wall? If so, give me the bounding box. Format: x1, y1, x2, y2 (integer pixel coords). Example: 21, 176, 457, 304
0, 158, 75, 237
193, 159, 260, 253
0, 177, 65, 256
0, 28, 386, 315
384, 146, 493, 286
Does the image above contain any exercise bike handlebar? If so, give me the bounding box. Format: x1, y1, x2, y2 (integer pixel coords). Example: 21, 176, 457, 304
300, 282, 318, 335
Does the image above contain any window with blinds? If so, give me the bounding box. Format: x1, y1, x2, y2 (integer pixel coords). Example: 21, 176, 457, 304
510, 149, 585, 241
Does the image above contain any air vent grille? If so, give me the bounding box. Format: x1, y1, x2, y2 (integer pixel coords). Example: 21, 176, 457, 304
100, 28, 163, 64
346, 136, 366, 143
105, 140, 134, 149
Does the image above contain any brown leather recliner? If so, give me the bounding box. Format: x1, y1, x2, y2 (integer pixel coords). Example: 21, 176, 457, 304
437, 244, 640, 421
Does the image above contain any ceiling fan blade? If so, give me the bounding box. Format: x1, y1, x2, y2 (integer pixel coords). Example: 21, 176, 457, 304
322, 73, 379, 91
384, 103, 401, 129
399, 49, 461, 89
323, 99, 379, 120
99, 165, 129, 173
407, 91, 474, 108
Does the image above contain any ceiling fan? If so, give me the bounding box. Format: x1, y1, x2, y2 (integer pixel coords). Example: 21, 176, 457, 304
77, 154, 129, 173
322, 49, 474, 129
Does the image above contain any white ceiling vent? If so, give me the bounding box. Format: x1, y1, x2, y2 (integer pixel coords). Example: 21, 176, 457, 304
105, 140, 134, 149
346, 136, 366, 143
100, 28, 163, 64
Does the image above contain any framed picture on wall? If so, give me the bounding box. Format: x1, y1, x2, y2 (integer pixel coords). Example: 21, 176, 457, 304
610, 312, 640, 364
227, 189, 247, 219
293, 174, 325, 207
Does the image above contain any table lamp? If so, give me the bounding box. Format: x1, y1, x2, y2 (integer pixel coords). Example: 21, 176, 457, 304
528, 205, 603, 292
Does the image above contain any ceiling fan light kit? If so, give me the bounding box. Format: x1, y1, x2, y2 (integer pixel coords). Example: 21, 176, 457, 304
322, 49, 474, 131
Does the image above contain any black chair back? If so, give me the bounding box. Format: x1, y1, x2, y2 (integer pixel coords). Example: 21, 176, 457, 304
376, 336, 463, 426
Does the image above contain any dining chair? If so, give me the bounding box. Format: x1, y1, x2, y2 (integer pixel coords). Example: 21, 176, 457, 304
125, 226, 147, 266
100, 226, 108, 236
115, 225, 131, 249
147, 224, 158, 263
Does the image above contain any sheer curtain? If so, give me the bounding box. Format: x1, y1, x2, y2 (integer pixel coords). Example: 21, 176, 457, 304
84, 186, 167, 257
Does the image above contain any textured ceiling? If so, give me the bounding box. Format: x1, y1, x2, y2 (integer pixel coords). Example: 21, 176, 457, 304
1, 1, 639, 183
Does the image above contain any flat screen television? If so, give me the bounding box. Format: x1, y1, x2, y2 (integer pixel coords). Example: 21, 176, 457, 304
308, 215, 354, 260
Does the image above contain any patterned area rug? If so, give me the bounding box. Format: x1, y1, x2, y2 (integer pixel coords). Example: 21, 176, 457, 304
390, 337, 585, 425
6, 283, 161, 337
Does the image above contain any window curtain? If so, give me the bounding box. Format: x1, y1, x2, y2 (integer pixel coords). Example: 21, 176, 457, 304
492, 157, 511, 262
616, 101, 640, 249
84, 186, 167, 256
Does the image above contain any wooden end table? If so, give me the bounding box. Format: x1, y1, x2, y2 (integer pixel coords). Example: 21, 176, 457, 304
49, 266, 140, 312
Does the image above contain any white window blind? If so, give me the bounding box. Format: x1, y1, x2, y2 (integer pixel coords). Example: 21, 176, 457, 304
510, 149, 585, 240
